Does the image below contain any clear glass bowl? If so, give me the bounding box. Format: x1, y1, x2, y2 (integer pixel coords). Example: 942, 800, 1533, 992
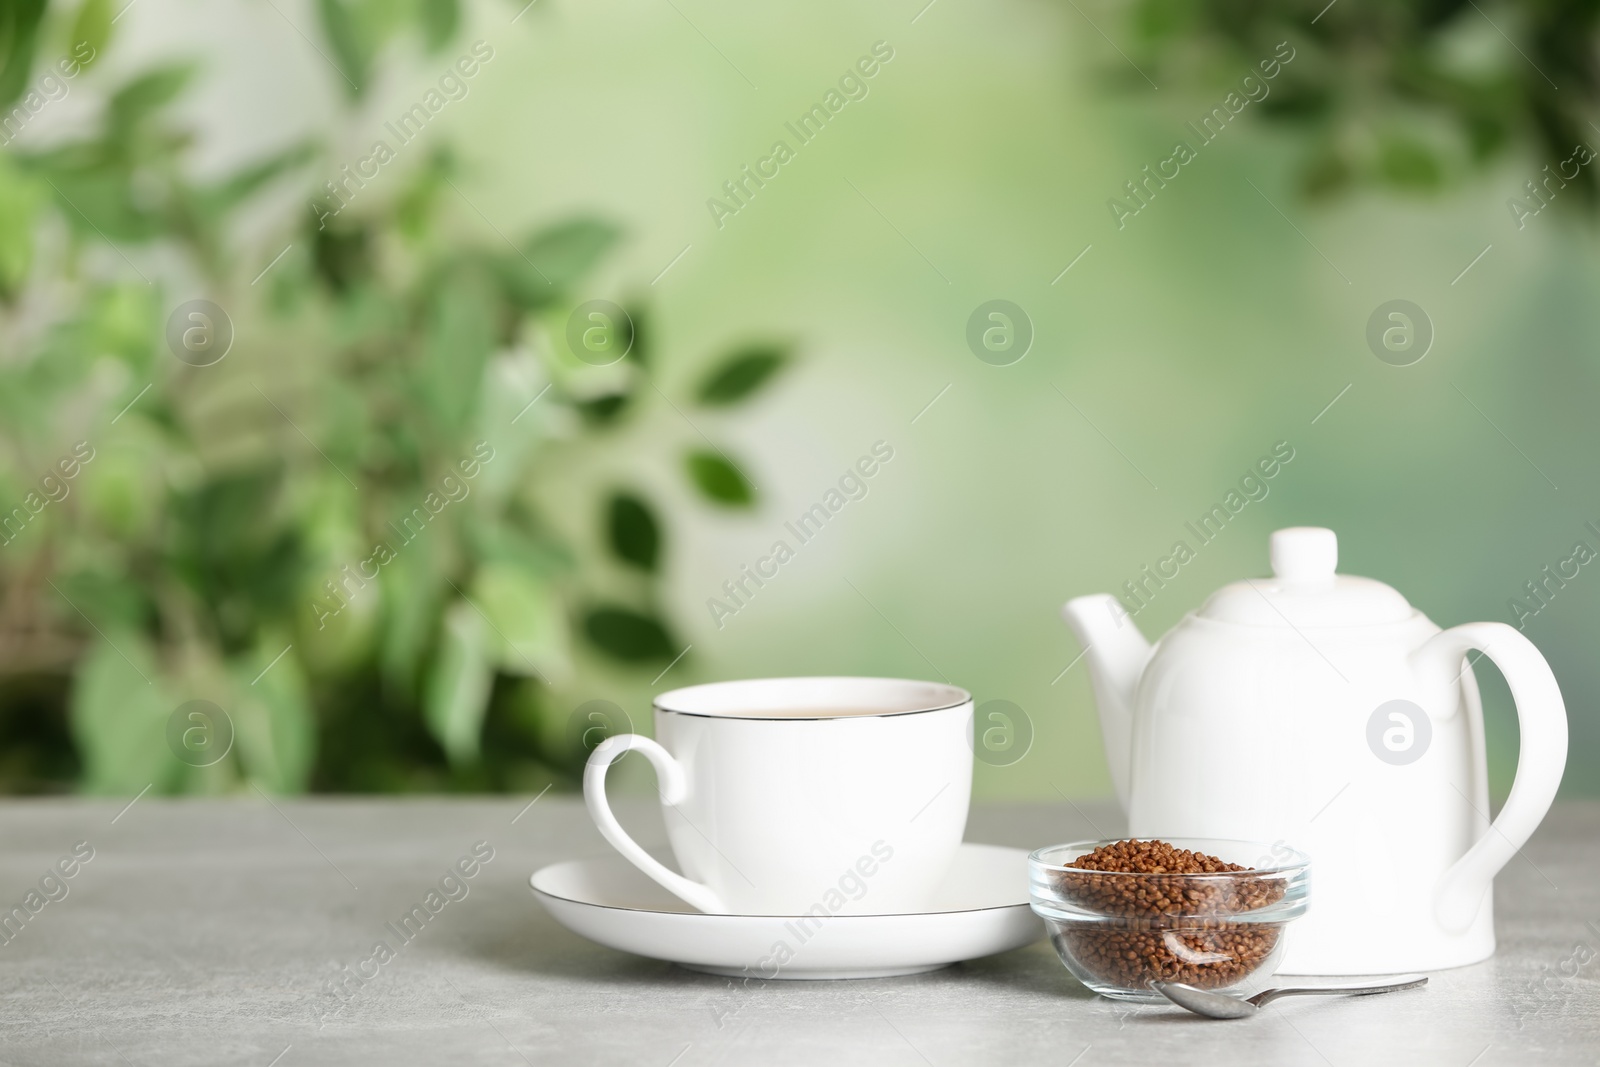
1028, 838, 1311, 1002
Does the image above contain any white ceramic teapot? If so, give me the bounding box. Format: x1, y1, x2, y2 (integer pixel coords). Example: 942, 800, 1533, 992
1062, 527, 1568, 974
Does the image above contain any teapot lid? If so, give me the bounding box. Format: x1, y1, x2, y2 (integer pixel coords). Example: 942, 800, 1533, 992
1196, 527, 1415, 627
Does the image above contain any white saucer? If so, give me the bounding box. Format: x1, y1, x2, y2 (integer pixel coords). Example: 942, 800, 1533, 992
530, 843, 1043, 979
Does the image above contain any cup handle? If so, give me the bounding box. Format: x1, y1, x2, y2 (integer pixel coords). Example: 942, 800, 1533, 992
583, 734, 729, 914
1411, 622, 1568, 932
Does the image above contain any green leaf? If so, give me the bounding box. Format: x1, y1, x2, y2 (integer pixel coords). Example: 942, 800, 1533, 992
575, 392, 630, 426
229, 642, 316, 792
621, 303, 649, 368
421, 271, 497, 432
168, 466, 305, 626
378, 534, 441, 692
69, 0, 112, 73
424, 600, 493, 765
40, 169, 161, 243
311, 223, 373, 292
520, 217, 620, 290
68, 634, 182, 795
470, 562, 569, 681
316, 0, 371, 97
1129, 0, 1194, 44
79, 414, 163, 538
0, 0, 46, 108
107, 64, 196, 131
583, 605, 676, 662
395, 146, 456, 238
0, 155, 42, 297
695, 345, 787, 405
1377, 135, 1443, 193
607, 491, 660, 571
467, 516, 569, 578
418, 0, 459, 50
53, 569, 148, 631
89, 283, 161, 373
1298, 142, 1354, 202
193, 140, 317, 224
685, 449, 754, 507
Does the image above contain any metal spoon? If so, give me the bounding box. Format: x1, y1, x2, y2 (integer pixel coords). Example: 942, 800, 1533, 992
1153, 975, 1428, 1019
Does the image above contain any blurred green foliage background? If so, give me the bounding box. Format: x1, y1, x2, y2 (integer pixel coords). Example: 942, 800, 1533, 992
0, 0, 1595, 800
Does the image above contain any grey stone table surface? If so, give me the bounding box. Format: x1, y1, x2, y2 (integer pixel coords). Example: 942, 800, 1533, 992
3, 795, 1598, 1067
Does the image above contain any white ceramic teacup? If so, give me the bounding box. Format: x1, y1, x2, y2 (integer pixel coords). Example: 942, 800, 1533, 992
583, 677, 974, 916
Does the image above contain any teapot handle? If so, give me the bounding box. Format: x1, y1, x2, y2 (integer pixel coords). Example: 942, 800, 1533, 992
1411, 622, 1568, 933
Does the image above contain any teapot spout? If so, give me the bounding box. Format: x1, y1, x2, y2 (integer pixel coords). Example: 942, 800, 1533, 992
1061, 594, 1152, 814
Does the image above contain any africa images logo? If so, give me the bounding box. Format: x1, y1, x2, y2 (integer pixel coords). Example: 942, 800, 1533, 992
705, 41, 896, 229
310, 41, 496, 230
1105, 41, 1297, 230
317, 841, 495, 1022
705, 440, 894, 628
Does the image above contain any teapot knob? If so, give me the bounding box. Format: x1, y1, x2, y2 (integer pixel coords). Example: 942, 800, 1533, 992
1271, 527, 1338, 585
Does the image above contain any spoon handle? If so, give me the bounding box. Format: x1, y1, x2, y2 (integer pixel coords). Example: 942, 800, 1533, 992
1249, 975, 1428, 1009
